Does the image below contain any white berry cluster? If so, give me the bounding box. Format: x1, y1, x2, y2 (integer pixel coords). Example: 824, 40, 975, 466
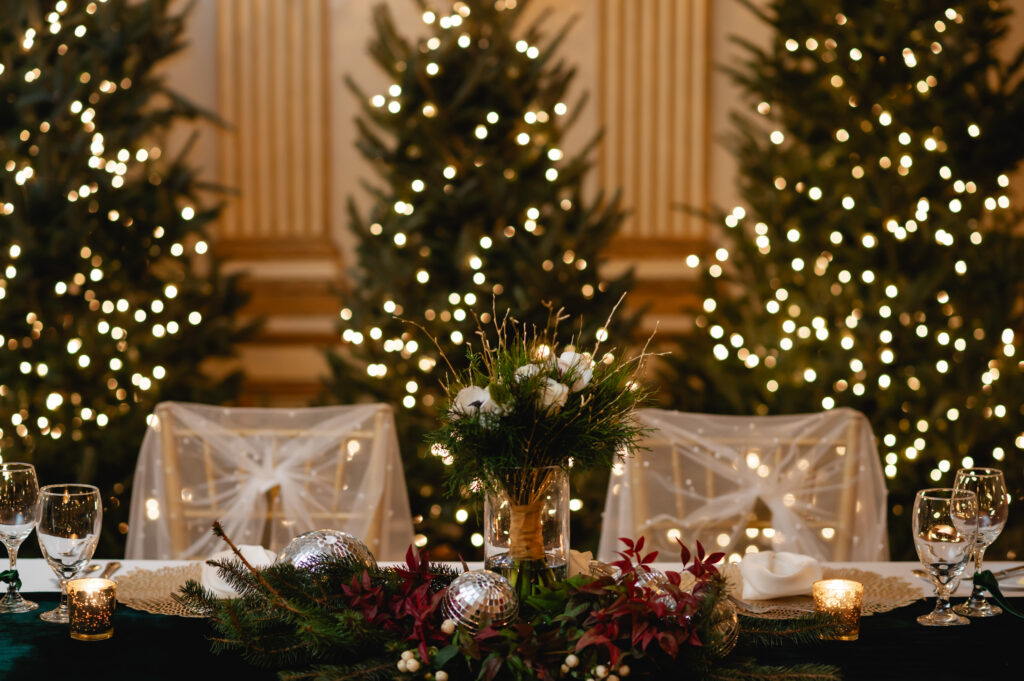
396, 648, 449, 681
559, 654, 631, 681
395, 620, 460, 680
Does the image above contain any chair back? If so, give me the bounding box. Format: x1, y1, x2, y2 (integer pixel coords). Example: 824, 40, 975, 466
126, 402, 414, 560
598, 408, 888, 562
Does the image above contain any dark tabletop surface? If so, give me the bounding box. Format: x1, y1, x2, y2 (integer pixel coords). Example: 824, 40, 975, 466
2, 592, 1022, 680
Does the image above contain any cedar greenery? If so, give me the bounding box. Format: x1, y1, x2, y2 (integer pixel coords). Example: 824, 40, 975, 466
427, 304, 652, 500
176, 523, 842, 681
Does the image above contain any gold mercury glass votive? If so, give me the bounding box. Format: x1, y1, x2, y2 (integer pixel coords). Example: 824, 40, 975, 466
66, 578, 116, 641
812, 579, 863, 641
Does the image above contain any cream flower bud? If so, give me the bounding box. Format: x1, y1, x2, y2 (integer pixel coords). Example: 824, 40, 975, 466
536, 378, 569, 413
557, 351, 593, 391
514, 363, 541, 381
451, 385, 493, 419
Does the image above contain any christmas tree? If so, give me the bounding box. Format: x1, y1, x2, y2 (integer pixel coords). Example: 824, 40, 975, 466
663, 0, 1024, 558
324, 0, 636, 558
0, 0, 250, 551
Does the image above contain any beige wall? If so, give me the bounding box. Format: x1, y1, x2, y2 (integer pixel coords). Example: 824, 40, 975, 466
163, 0, 1024, 404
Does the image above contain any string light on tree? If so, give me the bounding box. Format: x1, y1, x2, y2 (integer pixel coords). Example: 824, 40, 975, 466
325, 0, 636, 559
664, 0, 1024, 559
0, 0, 247, 553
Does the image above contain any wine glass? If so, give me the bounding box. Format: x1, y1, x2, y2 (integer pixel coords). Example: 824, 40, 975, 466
36, 484, 102, 623
913, 487, 977, 626
0, 463, 41, 614
953, 467, 1009, 617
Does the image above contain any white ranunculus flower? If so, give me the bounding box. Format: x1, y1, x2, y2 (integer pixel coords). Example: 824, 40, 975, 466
514, 363, 541, 382
536, 378, 569, 413
557, 351, 593, 392
451, 385, 494, 419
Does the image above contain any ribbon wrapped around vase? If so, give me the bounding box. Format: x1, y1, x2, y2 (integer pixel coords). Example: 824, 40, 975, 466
484, 466, 570, 593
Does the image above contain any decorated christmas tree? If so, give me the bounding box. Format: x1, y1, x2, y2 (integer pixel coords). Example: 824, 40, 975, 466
0, 0, 249, 550
323, 0, 636, 558
662, 0, 1024, 557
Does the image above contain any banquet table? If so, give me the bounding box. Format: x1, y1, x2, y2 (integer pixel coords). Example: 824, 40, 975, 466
2, 559, 1023, 680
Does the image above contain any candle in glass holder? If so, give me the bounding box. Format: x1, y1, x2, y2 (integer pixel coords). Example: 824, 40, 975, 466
812, 578, 863, 641
66, 578, 116, 641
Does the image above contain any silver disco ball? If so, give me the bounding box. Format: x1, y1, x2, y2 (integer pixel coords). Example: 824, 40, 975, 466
441, 570, 518, 633
278, 529, 376, 569
632, 567, 669, 591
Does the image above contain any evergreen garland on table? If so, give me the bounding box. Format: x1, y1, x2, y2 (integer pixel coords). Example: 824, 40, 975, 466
177, 524, 842, 681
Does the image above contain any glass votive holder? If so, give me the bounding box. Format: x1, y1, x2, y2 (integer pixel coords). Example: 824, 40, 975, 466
66, 578, 116, 641
812, 578, 863, 641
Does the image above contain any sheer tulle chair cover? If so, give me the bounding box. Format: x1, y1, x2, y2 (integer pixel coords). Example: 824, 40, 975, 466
598, 408, 888, 563
126, 402, 414, 561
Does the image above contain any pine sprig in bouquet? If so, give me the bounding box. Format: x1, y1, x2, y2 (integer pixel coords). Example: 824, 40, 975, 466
426, 304, 652, 591
429, 304, 651, 494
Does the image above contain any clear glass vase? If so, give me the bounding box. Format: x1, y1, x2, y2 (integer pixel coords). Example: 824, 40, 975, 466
484, 466, 569, 598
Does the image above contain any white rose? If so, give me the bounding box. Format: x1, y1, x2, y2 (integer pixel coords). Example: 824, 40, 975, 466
536, 378, 569, 413
451, 385, 494, 419
514, 363, 541, 382
557, 351, 593, 392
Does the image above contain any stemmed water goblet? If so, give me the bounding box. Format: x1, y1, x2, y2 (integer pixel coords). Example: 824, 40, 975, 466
912, 487, 978, 626
0, 462, 41, 613
953, 467, 1009, 617
36, 484, 102, 623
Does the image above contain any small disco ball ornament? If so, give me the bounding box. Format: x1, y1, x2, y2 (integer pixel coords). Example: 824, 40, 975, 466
441, 570, 518, 633
631, 567, 669, 591
628, 568, 677, 614
705, 597, 740, 658
278, 529, 376, 569
588, 560, 621, 580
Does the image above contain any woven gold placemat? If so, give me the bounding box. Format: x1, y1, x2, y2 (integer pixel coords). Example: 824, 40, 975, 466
116, 563, 207, 618
737, 567, 922, 619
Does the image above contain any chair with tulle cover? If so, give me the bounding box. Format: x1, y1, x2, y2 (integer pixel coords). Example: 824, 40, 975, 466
125, 402, 414, 561
598, 408, 888, 563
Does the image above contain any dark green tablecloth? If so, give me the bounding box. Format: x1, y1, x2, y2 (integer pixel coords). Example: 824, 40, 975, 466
0, 593, 277, 680
2, 593, 1021, 679
751, 596, 1023, 680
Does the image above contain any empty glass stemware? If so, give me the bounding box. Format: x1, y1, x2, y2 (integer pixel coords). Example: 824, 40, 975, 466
0, 463, 40, 614
953, 467, 1009, 617
912, 487, 977, 626
36, 484, 102, 623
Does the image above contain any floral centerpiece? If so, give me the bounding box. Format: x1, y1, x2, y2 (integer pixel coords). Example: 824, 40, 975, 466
178, 524, 842, 680
427, 305, 652, 595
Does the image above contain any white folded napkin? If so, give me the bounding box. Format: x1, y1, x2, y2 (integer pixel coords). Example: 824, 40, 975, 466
739, 551, 822, 600
569, 549, 594, 578
200, 544, 278, 598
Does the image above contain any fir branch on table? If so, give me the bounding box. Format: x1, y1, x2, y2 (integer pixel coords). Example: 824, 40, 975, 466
704, 661, 842, 681
278, 659, 399, 681
735, 613, 842, 648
